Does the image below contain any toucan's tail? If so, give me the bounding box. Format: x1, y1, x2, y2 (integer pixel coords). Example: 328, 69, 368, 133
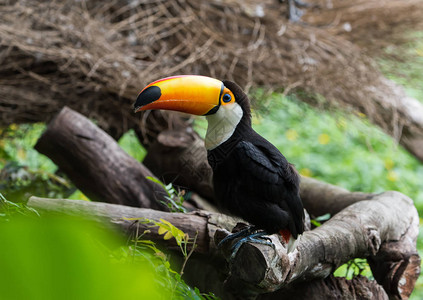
279, 229, 301, 253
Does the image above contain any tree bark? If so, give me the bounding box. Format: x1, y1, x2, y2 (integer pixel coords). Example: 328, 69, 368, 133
143, 129, 215, 202
27, 190, 420, 299
27, 196, 237, 254
259, 275, 389, 300
34, 106, 168, 210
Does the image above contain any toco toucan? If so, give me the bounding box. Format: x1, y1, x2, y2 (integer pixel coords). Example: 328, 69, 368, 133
134, 75, 304, 254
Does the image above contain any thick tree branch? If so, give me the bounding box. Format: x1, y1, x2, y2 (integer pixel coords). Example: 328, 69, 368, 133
26, 196, 236, 254
27, 190, 420, 299
217, 191, 419, 299
34, 107, 168, 210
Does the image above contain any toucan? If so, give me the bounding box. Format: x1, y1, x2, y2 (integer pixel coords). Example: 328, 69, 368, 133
134, 75, 304, 253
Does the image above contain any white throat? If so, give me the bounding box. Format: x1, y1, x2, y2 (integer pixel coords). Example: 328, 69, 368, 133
205, 102, 243, 150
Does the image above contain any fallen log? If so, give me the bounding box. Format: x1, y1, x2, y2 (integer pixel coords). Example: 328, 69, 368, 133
34, 107, 167, 210
28, 188, 420, 299
143, 129, 215, 202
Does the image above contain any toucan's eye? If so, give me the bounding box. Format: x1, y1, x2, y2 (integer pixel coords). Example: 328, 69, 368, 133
222, 93, 232, 103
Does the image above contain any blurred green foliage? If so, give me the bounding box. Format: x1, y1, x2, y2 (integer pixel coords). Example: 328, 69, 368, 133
250, 93, 423, 210
118, 129, 147, 162
378, 31, 423, 102
333, 258, 373, 280
0, 215, 164, 299
0, 193, 215, 300
0, 123, 72, 202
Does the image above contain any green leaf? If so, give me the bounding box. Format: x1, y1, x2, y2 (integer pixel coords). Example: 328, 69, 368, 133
158, 226, 168, 235
163, 231, 173, 240
315, 213, 331, 222
310, 219, 321, 227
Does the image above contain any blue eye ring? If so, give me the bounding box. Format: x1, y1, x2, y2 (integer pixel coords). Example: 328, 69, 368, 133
222, 93, 232, 103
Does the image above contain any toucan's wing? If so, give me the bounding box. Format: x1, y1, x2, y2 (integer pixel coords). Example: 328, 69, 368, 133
235, 139, 304, 236
236, 140, 299, 188
236, 140, 280, 184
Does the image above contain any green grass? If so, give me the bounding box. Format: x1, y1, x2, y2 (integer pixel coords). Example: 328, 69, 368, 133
378, 31, 423, 102
251, 93, 423, 208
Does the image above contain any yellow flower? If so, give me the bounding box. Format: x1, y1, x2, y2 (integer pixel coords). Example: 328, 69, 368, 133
336, 118, 347, 130
17, 148, 26, 160
299, 168, 312, 177
384, 158, 394, 170
318, 133, 330, 145
386, 170, 398, 182
286, 129, 298, 141
356, 112, 366, 118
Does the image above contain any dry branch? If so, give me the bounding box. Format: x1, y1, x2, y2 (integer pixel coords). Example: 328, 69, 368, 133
143, 129, 215, 202
27, 189, 420, 299
34, 106, 167, 210
27, 196, 219, 254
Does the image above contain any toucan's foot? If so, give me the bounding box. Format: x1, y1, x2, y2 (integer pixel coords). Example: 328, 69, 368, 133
230, 231, 274, 260
217, 225, 257, 249
218, 227, 275, 260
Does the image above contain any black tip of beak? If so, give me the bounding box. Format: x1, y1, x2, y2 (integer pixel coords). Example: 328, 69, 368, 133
133, 85, 162, 112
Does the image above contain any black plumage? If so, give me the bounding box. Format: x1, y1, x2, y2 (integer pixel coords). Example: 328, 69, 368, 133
208, 81, 304, 239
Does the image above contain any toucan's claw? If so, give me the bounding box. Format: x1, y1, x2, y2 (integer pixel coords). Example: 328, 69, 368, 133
230, 231, 274, 260
217, 226, 257, 249
218, 227, 275, 260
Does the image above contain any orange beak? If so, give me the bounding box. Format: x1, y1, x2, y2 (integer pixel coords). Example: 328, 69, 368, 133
133, 75, 224, 116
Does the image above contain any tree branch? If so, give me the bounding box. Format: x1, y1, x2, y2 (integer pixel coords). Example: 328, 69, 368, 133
34, 107, 168, 210
27, 190, 420, 299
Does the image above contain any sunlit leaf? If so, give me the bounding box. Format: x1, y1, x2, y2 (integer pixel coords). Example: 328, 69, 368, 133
158, 226, 168, 235
163, 231, 173, 240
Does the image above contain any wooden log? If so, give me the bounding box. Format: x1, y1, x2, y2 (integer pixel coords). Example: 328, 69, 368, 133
27, 196, 237, 254
143, 129, 215, 202
34, 107, 168, 210
216, 191, 420, 299
259, 275, 389, 300
27, 190, 420, 299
